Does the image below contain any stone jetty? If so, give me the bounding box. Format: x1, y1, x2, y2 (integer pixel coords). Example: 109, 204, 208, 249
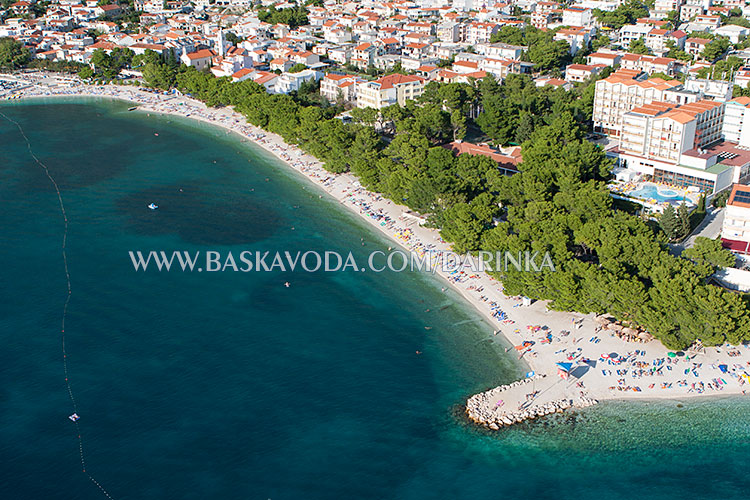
466, 376, 598, 429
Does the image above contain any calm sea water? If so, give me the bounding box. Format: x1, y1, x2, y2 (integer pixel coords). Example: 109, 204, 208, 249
1, 99, 749, 500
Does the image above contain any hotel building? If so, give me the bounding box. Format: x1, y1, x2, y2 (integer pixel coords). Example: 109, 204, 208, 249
593, 70, 698, 136
612, 99, 750, 196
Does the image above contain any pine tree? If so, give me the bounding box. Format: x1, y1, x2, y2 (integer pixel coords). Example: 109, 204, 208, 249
677, 203, 691, 239
697, 194, 706, 213
660, 204, 679, 240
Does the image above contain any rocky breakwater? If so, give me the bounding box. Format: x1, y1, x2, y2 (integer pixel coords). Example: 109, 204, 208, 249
466, 376, 598, 430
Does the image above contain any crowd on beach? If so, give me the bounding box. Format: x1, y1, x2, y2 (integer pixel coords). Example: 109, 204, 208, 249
6, 74, 750, 409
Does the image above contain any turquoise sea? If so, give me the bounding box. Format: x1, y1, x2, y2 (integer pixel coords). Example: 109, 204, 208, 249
2, 99, 750, 500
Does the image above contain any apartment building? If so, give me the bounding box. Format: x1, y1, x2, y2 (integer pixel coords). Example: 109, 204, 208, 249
685, 37, 710, 57
475, 42, 524, 60
722, 97, 750, 147
535, 1, 560, 15
565, 63, 605, 82
436, 22, 460, 43
554, 27, 591, 56
680, 0, 705, 21
715, 25, 750, 44
653, 0, 682, 16
180, 48, 215, 70
722, 184, 750, 253
619, 24, 652, 48
562, 6, 592, 27
645, 28, 671, 54
735, 67, 750, 89
356, 73, 426, 109
464, 22, 499, 44
352, 42, 378, 69
619, 53, 676, 75
275, 69, 322, 95
683, 77, 733, 102
531, 11, 554, 29
320, 73, 364, 103
531, 2, 561, 29
587, 51, 622, 67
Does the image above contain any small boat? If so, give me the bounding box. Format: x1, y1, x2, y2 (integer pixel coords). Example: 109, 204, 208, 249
127, 106, 137, 111
69, 413, 80, 422
148, 203, 158, 210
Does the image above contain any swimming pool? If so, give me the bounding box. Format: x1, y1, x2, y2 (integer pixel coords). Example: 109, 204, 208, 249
627, 184, 686, 203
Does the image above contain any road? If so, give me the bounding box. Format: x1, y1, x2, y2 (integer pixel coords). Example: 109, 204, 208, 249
671, 207, 725, 255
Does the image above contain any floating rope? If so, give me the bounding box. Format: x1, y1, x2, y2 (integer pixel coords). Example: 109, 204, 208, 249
0, 111, 115, 500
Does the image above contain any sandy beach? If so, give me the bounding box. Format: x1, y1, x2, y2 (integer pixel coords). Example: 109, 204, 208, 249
4, 72, 750, 421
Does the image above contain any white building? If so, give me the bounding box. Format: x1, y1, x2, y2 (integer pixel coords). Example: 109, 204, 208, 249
612, 99, 750, 196
593, 69, 699, 136
320, 73, 364, 103
356, 73, 426, 109
715, 25, 750, 45
475, 42, 524, 60
619, 24, 652, 49
452, 0, 476, 11
561, 6, 592, 27
722, 184, 750, 253
180, 48, 215, 70
465, 22, 499, 44
654, 0, 682, 15
684, 76, 733, 102
722, 97, 750, 147
437, 22, 461, 43
275, 69, 322, 94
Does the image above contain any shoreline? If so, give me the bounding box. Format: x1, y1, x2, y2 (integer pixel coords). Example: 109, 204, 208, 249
4, 73, 750, 422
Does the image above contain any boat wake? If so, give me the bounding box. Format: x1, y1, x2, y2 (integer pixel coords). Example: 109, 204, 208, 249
0, 111, 115, 500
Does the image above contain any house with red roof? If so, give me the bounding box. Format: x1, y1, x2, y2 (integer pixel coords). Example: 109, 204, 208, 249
180, 48, 215, 71
94, 4, 122, 18
587, 51, 622, 67
320, 72, 365, 103
375, 37, 401, 55
10, 1, 31, 15
352, 42, 378, 70
685, 38, 711, 57
444, 141, 521, 175
565, 63, 606, 83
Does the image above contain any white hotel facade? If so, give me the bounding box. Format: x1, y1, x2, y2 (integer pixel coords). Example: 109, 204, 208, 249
595, 70, 750, 197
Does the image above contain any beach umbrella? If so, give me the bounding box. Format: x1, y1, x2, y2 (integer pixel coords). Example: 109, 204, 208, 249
555, 362, 573, 372
609, 352, 618, 359
556, 362, 572, 380
676, 351, 685, 357
667, 352, 677, 358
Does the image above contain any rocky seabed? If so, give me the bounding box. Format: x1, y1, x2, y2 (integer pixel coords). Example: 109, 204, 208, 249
466, 376, 598, 430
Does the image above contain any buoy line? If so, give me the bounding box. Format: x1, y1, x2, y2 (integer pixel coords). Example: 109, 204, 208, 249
0, 111, 115, 500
